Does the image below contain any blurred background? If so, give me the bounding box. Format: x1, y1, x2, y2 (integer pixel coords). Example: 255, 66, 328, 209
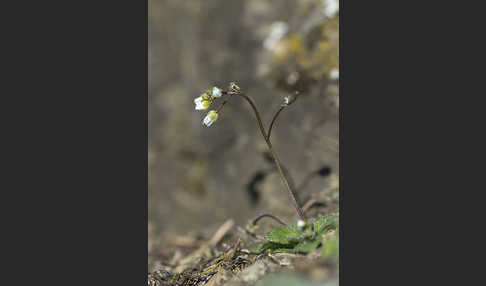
149, 0, 339, 270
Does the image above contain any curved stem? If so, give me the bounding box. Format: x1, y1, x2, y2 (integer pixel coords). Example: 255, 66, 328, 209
267, 106, 285, 141
237, 93, 268, 140
252, 213, 288, 226
237, 93, 306, 220
216, 100, 228, 113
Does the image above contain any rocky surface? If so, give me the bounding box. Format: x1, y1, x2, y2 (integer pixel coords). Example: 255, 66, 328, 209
148, 216, 339, 286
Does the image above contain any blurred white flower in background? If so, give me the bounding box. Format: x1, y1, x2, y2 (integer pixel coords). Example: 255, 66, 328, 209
329, 68, 339, 80
286, 71, 300, 85
263, 21, 288, 50
324, 0, 339, 18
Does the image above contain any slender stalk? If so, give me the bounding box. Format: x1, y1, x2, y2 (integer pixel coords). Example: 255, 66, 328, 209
266, 106, 298, 191
252, 213, 288, 226
237, 93, 306, 220
237, 93, 268, 142
216, 100, 228, 113
267, 106, 285, 141
266, 143, 306, 220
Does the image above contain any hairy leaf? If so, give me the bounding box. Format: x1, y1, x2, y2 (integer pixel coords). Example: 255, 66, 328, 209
293, 236, 323, 253
264, 226, 304, 245
248, 242, 268, 254
313, 214, 338, 234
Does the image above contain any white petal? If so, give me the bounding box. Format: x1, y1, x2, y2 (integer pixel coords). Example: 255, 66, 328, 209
202, 110, 218, 127
212, 87, 222, 98
203, 115, 214, 127
194, 97, 206, 110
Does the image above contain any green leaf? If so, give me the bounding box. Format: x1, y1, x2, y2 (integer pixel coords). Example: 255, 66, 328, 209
321, 231, 339, 259
261, 274, 338, 286
245, 220, 259, 234
248, 242, 267, 254
293, 236, 323, 253
267, 247, 295, 254
313, 214, 338, 234
264, 226, 304, 245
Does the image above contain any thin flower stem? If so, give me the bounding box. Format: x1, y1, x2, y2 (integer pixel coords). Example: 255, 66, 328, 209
267, 106, 285, 141
237, 93, 268, 141
216, 100, 228, 113
266, 144, 306, 220
252, 213, 288, 226
237, 93, 306, 220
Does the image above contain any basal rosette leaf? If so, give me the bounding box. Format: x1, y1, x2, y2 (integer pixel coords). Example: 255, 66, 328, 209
264, 226, 304, 245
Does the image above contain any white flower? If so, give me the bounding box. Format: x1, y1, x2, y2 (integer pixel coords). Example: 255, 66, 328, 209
202, 110, 219, 127
297, 220, 306, 228
212, 87, 222, 98
194, 96, 210, 110
194, 92, 212, 110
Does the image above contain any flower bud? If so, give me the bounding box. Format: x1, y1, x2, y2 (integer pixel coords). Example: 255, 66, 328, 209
282, 91, 299, 106
202, 110, 219, 127
297, 219, 306, 229
229, 82, 240, 92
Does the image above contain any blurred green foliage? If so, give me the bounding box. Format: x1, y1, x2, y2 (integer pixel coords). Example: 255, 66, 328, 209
260, 273, 338, 286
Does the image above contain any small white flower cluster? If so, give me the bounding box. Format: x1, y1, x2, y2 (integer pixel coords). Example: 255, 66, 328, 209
194, 82, 241, 128
194, 86, 223, 127
194, 87, 222, 111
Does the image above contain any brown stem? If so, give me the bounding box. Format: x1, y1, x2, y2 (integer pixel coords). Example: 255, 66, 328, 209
252, 213, 288, 226
237, 93, 306, 220
267, 106, 285, 141
266, 106, 298, 191
237, 93, 268, 141
216, 100, 228, 113
266, 143, 306, 220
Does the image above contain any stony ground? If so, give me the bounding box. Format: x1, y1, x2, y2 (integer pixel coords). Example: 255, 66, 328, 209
149, 183, 338, 286
148, 214, 338, 286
